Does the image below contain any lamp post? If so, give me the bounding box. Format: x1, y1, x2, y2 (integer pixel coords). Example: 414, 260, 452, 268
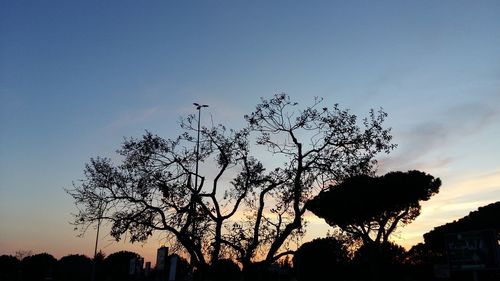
191, 103, 208, 245
91, 200, 105, 281
193, 103, 208, 194
190, 103, 208, 275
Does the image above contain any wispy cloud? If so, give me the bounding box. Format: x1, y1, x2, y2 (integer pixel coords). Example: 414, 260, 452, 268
379, 100, 500, 173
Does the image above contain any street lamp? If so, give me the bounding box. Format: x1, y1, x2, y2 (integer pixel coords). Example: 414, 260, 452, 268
193, 103, 208, 193
91, 200, 106, 281
191, 103, 208, 244
189, 102, 208, 273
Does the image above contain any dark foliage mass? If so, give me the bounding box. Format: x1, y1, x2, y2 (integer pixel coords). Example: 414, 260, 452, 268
100, 251, 141, 281
20, 253, 57, 281
353, 242, 407, 281
0, 255, 20, 281
404, 243, 439, 280
209, 259, 241, 281
293, 237, 349, 281
0, 251, 145, 281
307, 170, 441, 244
56, 254, 92, 281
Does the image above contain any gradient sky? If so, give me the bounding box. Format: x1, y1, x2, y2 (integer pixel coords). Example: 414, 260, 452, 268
1, 0, 499, 264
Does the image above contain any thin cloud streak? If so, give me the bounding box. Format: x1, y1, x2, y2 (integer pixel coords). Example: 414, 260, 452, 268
379, 100, 500, 173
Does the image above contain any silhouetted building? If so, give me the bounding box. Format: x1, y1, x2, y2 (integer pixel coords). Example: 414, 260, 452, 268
156, 247, 168, 271
156, 247, 168, 281
168, 255, 178, 281
145, 261, 151, 277
129, 257, 144, 277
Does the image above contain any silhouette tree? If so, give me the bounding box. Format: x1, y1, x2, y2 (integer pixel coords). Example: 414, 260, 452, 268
293, 237, 349, 281
68, 94, 395, 272
20, 253, 57, 281
209, 259, 242, 281
56, 254, 92, 281
404, 243, 439, 280
353, 242, 406, 281
405, 243, 433, 265
0, 255, 20, 281
101, 251, 141, 281
307, 170, 441, 245
15, 250, 33, 260
92, 251, 106, 281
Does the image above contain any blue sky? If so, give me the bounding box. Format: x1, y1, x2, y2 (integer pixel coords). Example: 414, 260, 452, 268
1, 0, 499, 262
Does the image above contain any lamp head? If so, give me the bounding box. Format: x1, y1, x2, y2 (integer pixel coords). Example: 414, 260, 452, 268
193, 103, 209, 109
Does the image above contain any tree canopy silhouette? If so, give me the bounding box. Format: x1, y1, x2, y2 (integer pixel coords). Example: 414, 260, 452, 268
68, 94, 395, 271
101, 251, 141, 281
0, 255, 20, 281
20, 253, 57, 281
56, 254, 92, 281
293, 237, 349, 281
209, 259, 242, 281
353, 241, 407, 281
307, 170, 441, 244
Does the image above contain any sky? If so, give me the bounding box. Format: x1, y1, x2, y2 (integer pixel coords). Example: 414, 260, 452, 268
1, 0, 499, 264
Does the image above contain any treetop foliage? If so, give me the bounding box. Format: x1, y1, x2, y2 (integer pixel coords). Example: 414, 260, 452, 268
293, 237, 349, 281
307, 170, 441, 244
